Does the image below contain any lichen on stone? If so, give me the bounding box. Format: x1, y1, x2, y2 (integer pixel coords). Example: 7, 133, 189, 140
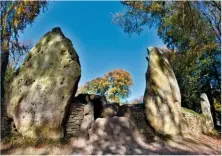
6, 27, 81, 140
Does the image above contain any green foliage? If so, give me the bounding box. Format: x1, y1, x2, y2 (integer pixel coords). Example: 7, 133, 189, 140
114, 1, 220, 48
163, 48, 220, 112
85, 77, 109, 96
1, 1, 48, 99
210, 128, 219, 136
4, 64, 15, 89
214, 99, 221, 112
81, 69, 133, 102
202, 128, 219, 136
114, 1, 221, 112
1, 1, 48, 54
181, 107, 203, 117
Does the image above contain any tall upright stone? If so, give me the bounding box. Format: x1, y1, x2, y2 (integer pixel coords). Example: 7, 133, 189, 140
6, 27, 81, 140
200, 93, 214, 131
144, 47, 181, 135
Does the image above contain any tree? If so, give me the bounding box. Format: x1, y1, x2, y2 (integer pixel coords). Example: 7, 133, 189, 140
113, 1, 220, 50
113, 1, 221, 119
9, 40, 32, 69
1, 1, 48, 103
82, 69, 133, 102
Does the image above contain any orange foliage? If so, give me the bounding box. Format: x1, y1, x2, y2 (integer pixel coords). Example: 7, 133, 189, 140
1, 1, 47, 52
83, 69, 133, 102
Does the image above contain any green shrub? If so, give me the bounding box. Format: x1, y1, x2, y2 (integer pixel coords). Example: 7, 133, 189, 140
4, 65, 15, 89
214, 100, 221, 112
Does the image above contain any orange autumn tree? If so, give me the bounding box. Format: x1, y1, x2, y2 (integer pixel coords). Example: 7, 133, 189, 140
83, 69, 133, 102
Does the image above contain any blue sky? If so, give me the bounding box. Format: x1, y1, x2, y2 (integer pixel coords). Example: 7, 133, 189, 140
20, 1, 165, 102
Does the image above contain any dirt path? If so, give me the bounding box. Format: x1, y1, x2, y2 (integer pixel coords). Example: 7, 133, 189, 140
1, 133, 221, 155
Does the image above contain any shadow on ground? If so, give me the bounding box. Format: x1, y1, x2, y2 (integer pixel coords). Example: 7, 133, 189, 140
1, 117, 221, 155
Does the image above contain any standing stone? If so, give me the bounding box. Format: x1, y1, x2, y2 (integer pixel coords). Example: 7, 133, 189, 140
117, 105, 131, 118
200, 93, 214, 131
73, 96, 95, 148
101, 103, 119, 118
5, 27, 81, 140
144, 46, 181, 135
81, 96, 94, 131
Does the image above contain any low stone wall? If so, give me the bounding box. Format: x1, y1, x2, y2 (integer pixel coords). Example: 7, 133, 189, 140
181, 108, 213, 135
99, 103, 155, 142
4, 99, 214, 140
129, 105, 155, 142
118, 105, 214, 137
65, 102, 156, 141
65, 104, 85, 137
64, 94, 105, 137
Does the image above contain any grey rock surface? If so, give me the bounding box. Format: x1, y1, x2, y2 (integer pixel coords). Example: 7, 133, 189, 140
6, 27, 81, 139
144, 47, 181, 135
200, 93, 214, 131
101, 103, 119, 118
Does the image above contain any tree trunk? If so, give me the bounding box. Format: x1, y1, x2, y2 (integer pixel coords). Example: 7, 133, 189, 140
213, 63, 221, 87
1, 51, 11, 139
206, 81, 217, 128
1, 51, 9, 115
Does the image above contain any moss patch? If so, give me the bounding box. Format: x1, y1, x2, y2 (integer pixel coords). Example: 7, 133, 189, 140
181, 107, 205, 117
5, 27, 81, 140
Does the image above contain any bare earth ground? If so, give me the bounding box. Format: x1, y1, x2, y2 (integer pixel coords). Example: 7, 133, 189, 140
0, 134, 221, 155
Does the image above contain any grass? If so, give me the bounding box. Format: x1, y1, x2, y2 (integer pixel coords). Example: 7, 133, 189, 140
202, 128, 220, 138
181, 107, 205, 117
204, 128, 220, 137
2, 134, 68, 148
210, 129, 219, 136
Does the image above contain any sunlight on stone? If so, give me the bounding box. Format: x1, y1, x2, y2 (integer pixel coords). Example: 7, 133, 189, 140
48, 35, 62, 46
135, 148, 143, 154
0, 2, 220, 155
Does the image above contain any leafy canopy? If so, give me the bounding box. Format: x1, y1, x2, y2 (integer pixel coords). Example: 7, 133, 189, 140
1, 0, 48, 66
114, 1, 221, 112
1, 1, 48, 101
79, 69, 133, 102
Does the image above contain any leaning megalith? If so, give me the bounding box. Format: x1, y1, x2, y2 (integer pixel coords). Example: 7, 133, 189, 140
200, 93, 214, 131
143, 47, 181, 135
6, 27, 81, 139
